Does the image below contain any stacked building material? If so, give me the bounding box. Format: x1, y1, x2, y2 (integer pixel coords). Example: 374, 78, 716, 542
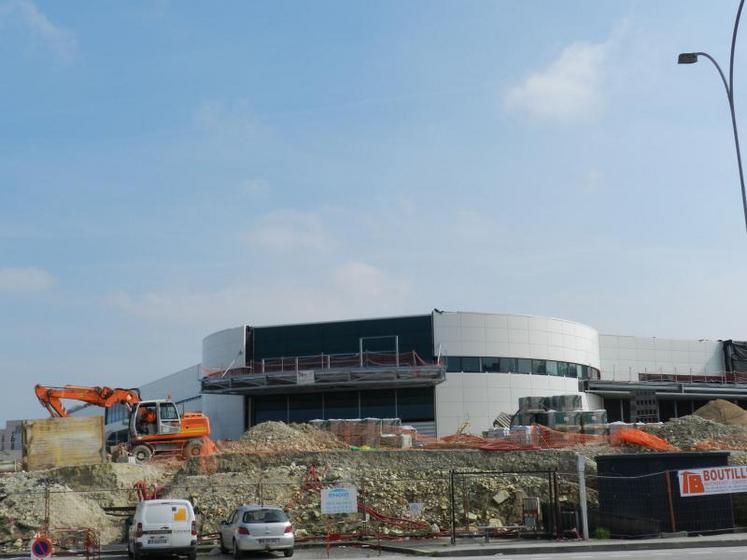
513, 394, 607, 435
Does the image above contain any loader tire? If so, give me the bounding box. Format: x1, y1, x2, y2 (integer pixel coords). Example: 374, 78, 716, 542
132, 445, 153, 463
183, 439, 203, 460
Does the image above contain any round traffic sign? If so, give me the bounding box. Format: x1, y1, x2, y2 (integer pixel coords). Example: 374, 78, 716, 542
30, 536, 53, 560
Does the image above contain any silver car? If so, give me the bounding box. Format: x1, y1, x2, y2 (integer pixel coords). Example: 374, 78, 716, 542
219, 505, 294, 558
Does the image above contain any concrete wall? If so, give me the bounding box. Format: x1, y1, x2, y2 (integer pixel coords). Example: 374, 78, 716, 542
598, 335, 724, 382
433, 311, 600, 369
435, 372, 597, 436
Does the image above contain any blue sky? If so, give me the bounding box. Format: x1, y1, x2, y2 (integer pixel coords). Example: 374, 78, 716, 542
2, 0, 747, 422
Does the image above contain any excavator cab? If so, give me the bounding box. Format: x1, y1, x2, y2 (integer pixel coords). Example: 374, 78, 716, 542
130, 400, 181, 437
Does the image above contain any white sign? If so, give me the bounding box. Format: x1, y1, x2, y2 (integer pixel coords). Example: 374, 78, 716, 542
321, 485, 358, 514
408, 502, 424, 517
296, 370, 315, 385
678, 465, 747, 497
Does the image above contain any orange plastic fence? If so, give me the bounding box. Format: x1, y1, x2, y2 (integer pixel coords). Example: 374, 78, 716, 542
610, 428, 679, 452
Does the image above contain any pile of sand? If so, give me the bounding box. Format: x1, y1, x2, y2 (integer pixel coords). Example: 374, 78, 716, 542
694, 399, 747, 427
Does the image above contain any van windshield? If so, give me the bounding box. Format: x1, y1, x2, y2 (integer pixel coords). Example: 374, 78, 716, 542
242, 509, 288, 523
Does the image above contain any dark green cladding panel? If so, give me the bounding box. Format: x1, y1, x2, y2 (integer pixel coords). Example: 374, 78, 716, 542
252, 315, 433, 360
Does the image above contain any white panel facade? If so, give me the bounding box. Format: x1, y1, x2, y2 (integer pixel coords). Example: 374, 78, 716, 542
202, 326, 246, 371
433, 312, 600, 369
432, 312, 600, 437
202, 394, 245, 440
598, 335, 724, 382
435, 373, 585, 436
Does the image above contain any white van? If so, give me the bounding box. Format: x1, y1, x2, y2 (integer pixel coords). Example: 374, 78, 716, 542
128, 499, 198, 560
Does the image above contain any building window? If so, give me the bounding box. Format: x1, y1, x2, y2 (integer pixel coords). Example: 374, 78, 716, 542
500, 358, 517, 372
547, 361, 559, 376
396, 388, 434, 422
532, 360, 547, 375
482, 357, 500, 372
514, 359, 531, 374
446, 357, 462, 372
462, 357, 481, 372
324, 391, 360, 419
288, 394, 323, 422
361, 389, 396, 418
253, 395, 288, 424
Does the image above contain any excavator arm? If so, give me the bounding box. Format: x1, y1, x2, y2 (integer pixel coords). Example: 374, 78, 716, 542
34, 384, 141, 417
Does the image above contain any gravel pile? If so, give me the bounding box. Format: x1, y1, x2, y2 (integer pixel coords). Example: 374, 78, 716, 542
642, 415, 747, 449
225, 422, 347, 453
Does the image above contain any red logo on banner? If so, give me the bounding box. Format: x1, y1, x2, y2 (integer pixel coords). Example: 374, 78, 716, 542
680, 471, 705, 495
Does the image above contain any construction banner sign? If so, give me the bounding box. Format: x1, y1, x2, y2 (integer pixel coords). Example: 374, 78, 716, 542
678, 466, 747, 497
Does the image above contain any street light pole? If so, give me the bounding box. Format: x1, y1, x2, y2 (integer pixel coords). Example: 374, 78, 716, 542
678, 0, 747, 234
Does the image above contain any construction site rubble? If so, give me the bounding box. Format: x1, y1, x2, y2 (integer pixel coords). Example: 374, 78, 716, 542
8, 407, 747, 551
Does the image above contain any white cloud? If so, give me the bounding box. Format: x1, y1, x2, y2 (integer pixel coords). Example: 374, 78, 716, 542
108, 261, 411, 328
0, 267, 54, 292
333, 261, 409, 298
0, 0, 78, 61
505, 40, 609, 122
246, 210, 332, 252
242, 179, 270, 196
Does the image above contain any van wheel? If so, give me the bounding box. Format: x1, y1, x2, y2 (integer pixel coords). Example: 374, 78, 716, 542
132, 445, 153, 463
233, 539, 241, 560
283, 549, 294, 558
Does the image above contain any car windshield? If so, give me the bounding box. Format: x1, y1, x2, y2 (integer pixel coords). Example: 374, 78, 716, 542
242, 509, 288, 523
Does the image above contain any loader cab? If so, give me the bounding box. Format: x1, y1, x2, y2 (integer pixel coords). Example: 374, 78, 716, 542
130, 400, 182, 438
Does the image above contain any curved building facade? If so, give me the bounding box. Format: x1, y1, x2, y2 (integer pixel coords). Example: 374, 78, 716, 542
431, 312, 601, 434
199, 311, 603, 437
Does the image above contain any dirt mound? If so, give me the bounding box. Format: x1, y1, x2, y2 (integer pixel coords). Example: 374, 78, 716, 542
228, 422, 346, 453
694, 399, 747, 427
642, 415, 747, 449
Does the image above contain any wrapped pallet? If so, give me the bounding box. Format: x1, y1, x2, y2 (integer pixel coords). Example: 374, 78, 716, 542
23, 416, 105, 471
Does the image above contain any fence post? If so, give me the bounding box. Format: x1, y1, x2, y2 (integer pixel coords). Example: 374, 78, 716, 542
577, 455, 590, 540
665, 471, 677, 532
449, 470, 456, 545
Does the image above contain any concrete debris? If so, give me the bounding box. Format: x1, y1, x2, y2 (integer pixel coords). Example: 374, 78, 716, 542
694, 399, 747, 427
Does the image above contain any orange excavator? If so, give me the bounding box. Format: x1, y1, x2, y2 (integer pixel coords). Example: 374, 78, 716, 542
34, 384, 212, 462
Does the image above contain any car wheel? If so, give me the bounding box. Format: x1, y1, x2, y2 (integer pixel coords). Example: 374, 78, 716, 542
233, 539, 241, 560
283, 549, 294, 558
219, 534, 229, 554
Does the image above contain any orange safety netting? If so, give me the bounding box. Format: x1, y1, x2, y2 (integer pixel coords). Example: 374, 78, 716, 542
318, 421, 681, 453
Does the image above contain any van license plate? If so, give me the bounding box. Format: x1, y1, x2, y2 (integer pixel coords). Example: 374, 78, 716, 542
148, 536, 169, 545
